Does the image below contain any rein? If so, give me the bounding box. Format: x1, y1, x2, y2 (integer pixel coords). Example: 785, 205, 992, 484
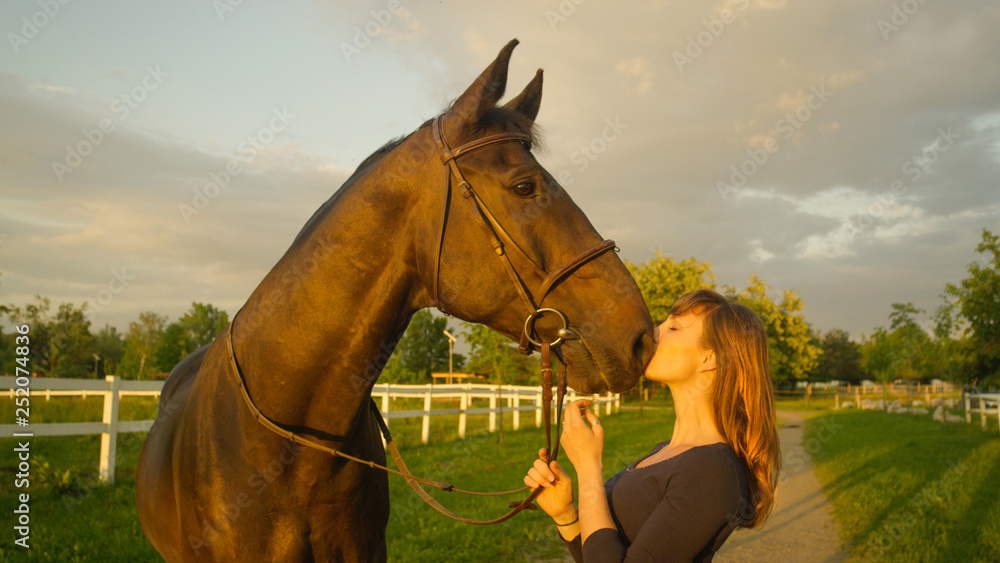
226, 115, 616, 525
228, 317, 565, 524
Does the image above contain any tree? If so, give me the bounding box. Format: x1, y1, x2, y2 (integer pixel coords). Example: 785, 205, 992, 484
121, 311, 167, 379
943, 228, 1000, 387
813, 328, 865, 383
626, 251, 715, 323
461, 322, 535, 442
925, 299, 969, 382
4, 296, 55, 376
152, 303, 229, 373
728, 275, 821, 387
393, 309, 462, 382
861, 327, 896, 385
887, 302, 931, 380
178, 302, 229, 349
861, 303, 932, 385
0, 324, 12, 376
5, 297, 95, 377
378, 352, 420, 384
153, 322, 191, 371
462, 323, 526, 384
0, 273, 13, 375
93, 324, 125, 377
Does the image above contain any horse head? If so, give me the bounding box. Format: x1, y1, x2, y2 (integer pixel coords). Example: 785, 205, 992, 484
400, 40, 654, 393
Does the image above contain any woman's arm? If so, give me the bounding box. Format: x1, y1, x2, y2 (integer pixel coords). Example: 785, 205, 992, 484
560, 400, 618, 542
524, 448, 580, 541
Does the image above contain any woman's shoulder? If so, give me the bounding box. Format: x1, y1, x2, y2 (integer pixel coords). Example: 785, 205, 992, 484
647, 440, 671, 456
685, 442, 745, 473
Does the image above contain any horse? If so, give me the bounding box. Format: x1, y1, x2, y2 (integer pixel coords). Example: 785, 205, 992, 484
136, 39, 654, 562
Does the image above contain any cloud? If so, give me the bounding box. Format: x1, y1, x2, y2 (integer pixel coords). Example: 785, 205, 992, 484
0, 76, 350, 328
2, 0, 999, 343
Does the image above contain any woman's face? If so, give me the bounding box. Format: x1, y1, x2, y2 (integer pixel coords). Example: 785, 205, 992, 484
643, 313, 713, 385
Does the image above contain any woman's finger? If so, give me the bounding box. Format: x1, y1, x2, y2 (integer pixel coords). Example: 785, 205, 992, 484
582, 408, 601, 426
533, 458, 555, 482
549, 460, 569, 479
564, 399, 591, 426
524, 474, 540, 490
526, 467, 545, 487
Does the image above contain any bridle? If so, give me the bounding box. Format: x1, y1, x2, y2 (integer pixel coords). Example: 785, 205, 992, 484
225, 114, 618, 525
430, 115, 619, 356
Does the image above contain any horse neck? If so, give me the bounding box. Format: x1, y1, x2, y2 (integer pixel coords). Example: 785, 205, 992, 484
231, 166, 431, 441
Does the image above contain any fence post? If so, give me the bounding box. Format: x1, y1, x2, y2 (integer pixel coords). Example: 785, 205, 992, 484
981, 398, 987, 430
99, 376, 120, 485
459, 386, 468, 439
489, 393, 497, 433
513, 392, 520, 431
615, 393, 620, 413
966, 395, 972, 424
605, 392, 612, 415
422, 391, 431, 444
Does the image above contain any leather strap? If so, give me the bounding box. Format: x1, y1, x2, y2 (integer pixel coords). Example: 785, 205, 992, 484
431, 115, 618, 354
537, 239, 617, 305
228, 311, 569, 524
227, 114, 610, 526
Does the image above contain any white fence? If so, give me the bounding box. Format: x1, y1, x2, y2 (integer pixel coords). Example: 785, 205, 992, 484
965, 393, 1000, 435
1, 376, 619, 484
372, 382, 619, 444
0, 376, 162, 485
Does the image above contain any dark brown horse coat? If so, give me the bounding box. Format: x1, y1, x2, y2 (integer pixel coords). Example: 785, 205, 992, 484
136, 40, 654, 562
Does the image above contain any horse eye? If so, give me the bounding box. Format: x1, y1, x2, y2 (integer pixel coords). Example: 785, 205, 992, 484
512, 182, 536, 197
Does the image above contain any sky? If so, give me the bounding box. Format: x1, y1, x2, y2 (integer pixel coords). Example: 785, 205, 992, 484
1, 0, 998, 345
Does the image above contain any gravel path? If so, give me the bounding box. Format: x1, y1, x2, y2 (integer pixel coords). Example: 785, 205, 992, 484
715, 410, 846, 562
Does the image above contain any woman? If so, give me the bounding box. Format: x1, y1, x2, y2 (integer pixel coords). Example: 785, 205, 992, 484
524, 289, 780, 561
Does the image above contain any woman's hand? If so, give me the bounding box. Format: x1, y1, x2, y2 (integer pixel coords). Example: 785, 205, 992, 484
523, 448, 576, 522
560, 399, 604, 478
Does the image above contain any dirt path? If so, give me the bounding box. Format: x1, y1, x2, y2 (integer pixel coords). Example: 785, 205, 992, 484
715, 410, 846, 562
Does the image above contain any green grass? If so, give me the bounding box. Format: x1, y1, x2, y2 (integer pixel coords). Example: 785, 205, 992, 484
805, 409, 1000, 562
0, 397, 675, 561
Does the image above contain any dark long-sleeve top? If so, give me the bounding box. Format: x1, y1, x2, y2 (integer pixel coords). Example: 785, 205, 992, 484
563, 441, 751, 562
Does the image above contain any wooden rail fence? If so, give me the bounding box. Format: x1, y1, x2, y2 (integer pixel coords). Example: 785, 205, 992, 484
1, 376, 619, 484
965, 393, 1000, 435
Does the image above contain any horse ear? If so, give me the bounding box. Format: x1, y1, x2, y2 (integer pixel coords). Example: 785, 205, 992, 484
449, 39, 519, 126
503, 69, 543, 122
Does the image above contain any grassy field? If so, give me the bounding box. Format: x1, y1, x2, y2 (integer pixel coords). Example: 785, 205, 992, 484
0, 395, 676, 561
6, 392, 997, 561
805, 409, 1000, 562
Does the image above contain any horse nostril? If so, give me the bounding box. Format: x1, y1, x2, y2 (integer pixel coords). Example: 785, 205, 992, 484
632, 332, 649, 370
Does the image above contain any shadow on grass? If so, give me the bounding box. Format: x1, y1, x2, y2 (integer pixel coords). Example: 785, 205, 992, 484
807, 409, 1000, 562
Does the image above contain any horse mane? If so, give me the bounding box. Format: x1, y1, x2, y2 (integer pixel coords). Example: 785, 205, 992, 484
354, 106, 543, 174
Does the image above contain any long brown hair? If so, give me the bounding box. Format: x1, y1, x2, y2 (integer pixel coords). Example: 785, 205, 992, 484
669, 289, 779, 528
